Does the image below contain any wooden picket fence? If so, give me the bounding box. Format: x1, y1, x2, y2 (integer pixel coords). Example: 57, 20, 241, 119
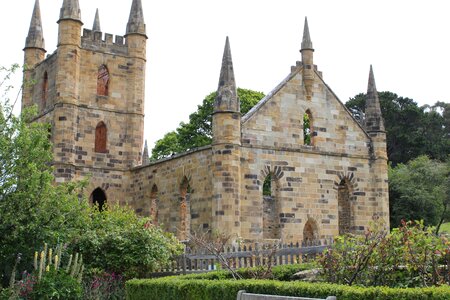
151, 238, 333, 277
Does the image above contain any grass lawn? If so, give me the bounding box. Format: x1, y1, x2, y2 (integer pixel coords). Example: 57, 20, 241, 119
440, 222, 450, 233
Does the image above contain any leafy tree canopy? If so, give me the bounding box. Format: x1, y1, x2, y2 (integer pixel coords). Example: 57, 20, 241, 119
151, 88, 265, 160
346, 92, 449, 165
389, 155, 449, 230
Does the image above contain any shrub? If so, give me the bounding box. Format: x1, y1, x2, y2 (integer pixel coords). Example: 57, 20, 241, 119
72, 205, 183, 278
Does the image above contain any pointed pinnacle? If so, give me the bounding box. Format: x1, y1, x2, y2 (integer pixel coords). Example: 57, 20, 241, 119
59, 0, 82, 24
25, 0, 45, 50
219, 37, 235, 87
142, 140, 149, 164
126, 0, 146, 37
365, 65, 385, 132
93, 8, 101, 32
368, 65, 377, 93
301, 17, 314, 51
214, 36, 239, 113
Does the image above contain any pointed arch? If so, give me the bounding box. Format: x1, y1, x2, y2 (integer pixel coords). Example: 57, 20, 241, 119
261, 165, 283, 240
97, 64, 110, 96
179, 176, 191, 241
303, 109, 314, 145
90, 187, 107, 212
303, 218, 319, 245
338, 178, 352, 235
95, 121, 107, 153
42, 71, 48, 108
150, 184, 159, 224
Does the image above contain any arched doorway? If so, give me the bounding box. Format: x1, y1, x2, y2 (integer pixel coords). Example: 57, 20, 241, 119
90, 187, 107, 212
338, 179, 352, 234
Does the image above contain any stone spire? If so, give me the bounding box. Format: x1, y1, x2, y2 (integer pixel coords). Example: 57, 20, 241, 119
92, 8, 101, 32
365, 65, 385, 132
126, 0, 146, 37
301, 17, 314, 51
214, 36, 239, 113
59, 0, 82, 24
25, 0, 45, 51
142, 140, 150, 165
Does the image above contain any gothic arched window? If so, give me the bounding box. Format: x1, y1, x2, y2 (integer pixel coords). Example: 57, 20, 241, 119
303, 109, 314, 145
95, 121, 107, 153
42, 71, 48, 108
97, 65, 110, 96
150, 184, 159, 224
179, 177, 191, 241
262, 173, 280, 239
338, 179, 352, 235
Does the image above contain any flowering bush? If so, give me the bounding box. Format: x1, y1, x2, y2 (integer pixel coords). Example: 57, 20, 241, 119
83, 269, 125, 300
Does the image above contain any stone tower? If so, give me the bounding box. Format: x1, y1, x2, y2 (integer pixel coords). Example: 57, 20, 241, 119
211, 37, 242, 239
22, 0, 147, 205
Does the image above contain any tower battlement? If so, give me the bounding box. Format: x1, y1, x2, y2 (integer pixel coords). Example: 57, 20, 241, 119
81, 29, 127, 54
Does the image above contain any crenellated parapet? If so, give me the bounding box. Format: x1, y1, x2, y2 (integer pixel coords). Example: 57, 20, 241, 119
81, 29, 128, 55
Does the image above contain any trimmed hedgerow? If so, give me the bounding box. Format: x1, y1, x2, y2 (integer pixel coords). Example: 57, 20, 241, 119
173, 264, 314, 281
126, 275, 450, 300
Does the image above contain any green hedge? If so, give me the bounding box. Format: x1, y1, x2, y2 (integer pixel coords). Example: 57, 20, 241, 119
126, 275, 450, 300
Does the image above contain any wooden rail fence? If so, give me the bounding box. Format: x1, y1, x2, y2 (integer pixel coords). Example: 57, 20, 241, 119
152, 238, 333, 277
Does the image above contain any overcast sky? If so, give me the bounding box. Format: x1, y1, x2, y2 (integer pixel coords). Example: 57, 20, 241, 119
1, 0, 449, 149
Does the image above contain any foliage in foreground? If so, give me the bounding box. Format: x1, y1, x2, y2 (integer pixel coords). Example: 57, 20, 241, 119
126, 275, 450, 300
318, 220, 450, 287
1, 65, 91, 286
151, 88, 264, 160
2, 244, 84, 300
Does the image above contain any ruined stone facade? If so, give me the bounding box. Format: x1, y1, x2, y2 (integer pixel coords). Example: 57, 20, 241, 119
23, 0, 389, 243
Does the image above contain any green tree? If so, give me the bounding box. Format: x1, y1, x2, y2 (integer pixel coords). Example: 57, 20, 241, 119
389, 156, 449, 230
0, 65, 90, 286
151, 88, 265, 160
346, 92, 449, 165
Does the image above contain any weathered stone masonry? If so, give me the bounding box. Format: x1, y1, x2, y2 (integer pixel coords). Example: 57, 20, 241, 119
23, 0, 389, 244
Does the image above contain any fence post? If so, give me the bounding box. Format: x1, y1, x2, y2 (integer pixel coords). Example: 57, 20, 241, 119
182, 243, 187, 275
